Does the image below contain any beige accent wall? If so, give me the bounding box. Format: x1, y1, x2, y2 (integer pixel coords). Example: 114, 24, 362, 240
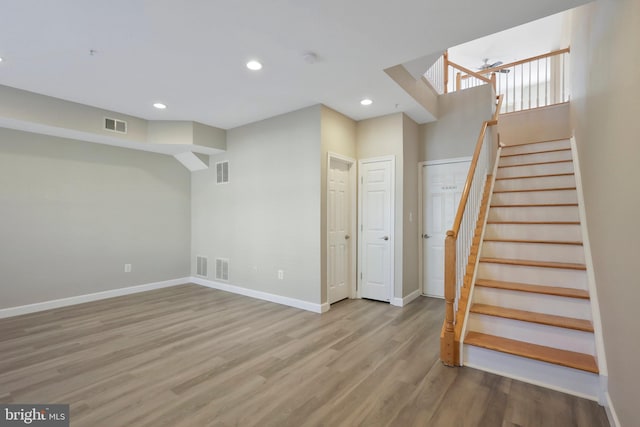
402, 115, 420, 297
0, 128, 191, 309
191, 106, 322, 304
498, 102, 571, 146
419, 85, 494, 161
320, 106, 357, 303
570, 1, 640, 425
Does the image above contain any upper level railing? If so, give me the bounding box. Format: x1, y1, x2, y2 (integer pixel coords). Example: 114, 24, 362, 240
424, 48, 570, 114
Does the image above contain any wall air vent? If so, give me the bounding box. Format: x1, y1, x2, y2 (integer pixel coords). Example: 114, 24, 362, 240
216, 161, 229, 184
215, 258, 229, 281
104, 117, 128, 134
196, 256, 208, 277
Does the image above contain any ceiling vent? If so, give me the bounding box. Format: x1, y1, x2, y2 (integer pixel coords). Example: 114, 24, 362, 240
196, 256, 208, 277
215, 258, 229, 281
216, 161, 229, 184
104, 117, 127, 134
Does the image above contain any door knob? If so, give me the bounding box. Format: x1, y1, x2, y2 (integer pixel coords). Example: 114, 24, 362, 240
423, 234, 431, 239
381, 236, 389, 241
345, 234, 351, 240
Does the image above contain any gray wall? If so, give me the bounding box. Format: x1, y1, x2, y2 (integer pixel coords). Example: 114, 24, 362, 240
419, 85, 494, 162
191, 106, 322, 304
320, 106, 357, 303
570, 1, 640, 425
0, 128, 191, 309
402, 115, 420, 297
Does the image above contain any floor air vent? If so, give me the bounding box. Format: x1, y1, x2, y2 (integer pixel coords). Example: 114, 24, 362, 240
216, 258, 229, 281
196, 256, 208, 277
104, 117, 127, 134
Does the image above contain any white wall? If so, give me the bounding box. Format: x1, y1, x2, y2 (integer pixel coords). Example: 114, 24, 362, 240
402, 115, 420, 297
570, 1, 640, 425
191, 106, 322, 304
0, 128, 191, 309
419, 85, 494, 161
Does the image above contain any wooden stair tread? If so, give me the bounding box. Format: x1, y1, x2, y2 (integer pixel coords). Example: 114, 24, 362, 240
486, 220, 580, 225
464, 332, 599, 373
501, 138, 570, 148
496, 172, 574, 181
499, 160, 573, 168
491, 203, 578, 208
501, 148, 571, 158
475, 279, 590, 299
479, 257, 587, 270
470, 303, 594, 332
493, 187, 576, 193
483, 238, 583, 246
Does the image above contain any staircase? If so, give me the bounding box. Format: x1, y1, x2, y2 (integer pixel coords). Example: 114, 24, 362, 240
462, 137, 602, 399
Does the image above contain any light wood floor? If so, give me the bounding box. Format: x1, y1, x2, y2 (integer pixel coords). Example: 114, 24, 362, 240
0, 284, 608, 426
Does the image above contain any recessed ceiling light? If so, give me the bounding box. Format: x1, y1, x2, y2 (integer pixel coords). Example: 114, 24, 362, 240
360, 98, 373, 106
246, 60, 263, 71
153, 103, 167, 109
0, 57, 3, 63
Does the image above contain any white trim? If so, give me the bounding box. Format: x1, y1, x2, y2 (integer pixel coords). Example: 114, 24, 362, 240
418, 156, 473, 296
326, 152, 358, 307
0, 278, 189, 319
391, 289, 422, 307
422, 156, 473, 166
605, 392, 621, 427
570, 137, 609, 379
191, 277, 327, 313
358, 155, 395, 302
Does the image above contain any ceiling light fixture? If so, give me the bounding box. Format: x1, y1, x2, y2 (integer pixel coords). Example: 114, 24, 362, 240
360, 98, 373, 106
153, 103, 167, 109
0, 57, 3, 63
246, 60, 263, 71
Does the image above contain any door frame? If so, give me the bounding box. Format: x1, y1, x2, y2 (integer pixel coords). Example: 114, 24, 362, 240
418, 157, 472, 296
358, 155, 395, 301
327, 152, 357, 304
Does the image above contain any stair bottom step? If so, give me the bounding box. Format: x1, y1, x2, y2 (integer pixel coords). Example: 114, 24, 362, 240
465, 332, 598, 373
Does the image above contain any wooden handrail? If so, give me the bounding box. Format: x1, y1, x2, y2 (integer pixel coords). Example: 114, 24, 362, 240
447, 60, 492, 85
472, 48, 570, 76
441, 95, 503, 366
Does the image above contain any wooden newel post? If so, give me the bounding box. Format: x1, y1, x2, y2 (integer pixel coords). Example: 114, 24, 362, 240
455, 72, 462, 92
491, 72, 497, 91
441, 230, 458, 366
443, 50, 449, 94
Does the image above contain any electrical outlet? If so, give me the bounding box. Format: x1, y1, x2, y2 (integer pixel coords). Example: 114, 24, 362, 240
124, 264, 132, 273
277, 269, 284, 280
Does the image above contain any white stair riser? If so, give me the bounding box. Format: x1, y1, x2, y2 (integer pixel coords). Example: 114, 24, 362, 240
497, 161, 574, 178
494, 175, 576, 191
477, 263, 587, 289
488, 206, 579, 222
484, 223, 583, 241
499, 150, 573, 166
491, 189, 578, 205
463, 346, 601, 401
481, 241, 585, 264
473, 287, 592, 320
467, 314, 595, 355
501, 140, 571, 156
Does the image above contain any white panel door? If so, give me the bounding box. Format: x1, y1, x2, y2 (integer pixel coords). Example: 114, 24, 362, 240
360, 159, 393, 302
328, 159, 351, 304
422, 161, 470, 298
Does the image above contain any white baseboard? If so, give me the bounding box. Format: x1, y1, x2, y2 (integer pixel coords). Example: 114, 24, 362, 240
190, 277, 326, 314
391, 289, 422, 307
605, 392, 621, 427
0, 278, 190, 319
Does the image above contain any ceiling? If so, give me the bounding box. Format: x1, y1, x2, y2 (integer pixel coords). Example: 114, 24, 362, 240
0, 0, 588, 129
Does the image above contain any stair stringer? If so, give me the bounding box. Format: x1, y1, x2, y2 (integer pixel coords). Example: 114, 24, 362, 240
571, 136, 609, 404
459, 146, 502, 359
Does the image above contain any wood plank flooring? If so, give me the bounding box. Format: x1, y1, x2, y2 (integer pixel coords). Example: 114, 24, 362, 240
0, 284, 609, 426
